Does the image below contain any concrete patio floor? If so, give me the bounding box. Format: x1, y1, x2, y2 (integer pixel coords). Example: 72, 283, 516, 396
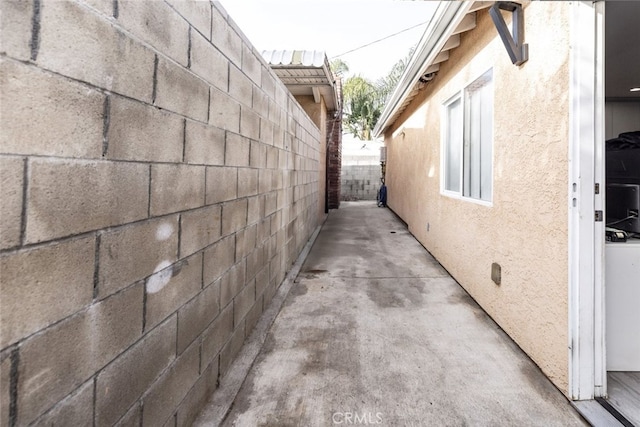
195, 201, 588, 426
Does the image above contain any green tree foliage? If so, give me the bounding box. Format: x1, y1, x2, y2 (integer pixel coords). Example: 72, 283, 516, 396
330, 58, 349, 77
343, 76, 382, 141
339, 48, 414, 141
376, 46, 415, 104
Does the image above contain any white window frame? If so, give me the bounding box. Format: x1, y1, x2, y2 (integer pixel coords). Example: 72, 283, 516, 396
441, 69, 494, 206
442, 94, 463, 195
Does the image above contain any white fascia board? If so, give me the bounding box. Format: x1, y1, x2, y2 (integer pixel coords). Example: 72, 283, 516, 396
373, 1, 474, 138
321, 56, 339, 112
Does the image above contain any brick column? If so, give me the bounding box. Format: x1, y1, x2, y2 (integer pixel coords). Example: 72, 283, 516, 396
326, 78, 343, 209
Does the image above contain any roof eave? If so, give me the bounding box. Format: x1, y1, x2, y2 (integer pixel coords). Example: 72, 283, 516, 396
373, 1, 474, 138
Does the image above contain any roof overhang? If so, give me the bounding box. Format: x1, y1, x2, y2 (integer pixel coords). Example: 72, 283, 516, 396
373, 1, 492, 138
263, 50, 339, 111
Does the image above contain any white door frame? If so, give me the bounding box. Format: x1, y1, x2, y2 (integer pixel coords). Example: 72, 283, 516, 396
568, 0, 606, 401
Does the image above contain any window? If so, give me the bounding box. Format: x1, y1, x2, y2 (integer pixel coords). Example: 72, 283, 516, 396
444, 97, 462, 192
442, 69, 493, 202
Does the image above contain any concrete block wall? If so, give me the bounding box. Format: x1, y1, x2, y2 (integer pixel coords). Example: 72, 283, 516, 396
341, 155, 382, 201
0, 1, 322, 425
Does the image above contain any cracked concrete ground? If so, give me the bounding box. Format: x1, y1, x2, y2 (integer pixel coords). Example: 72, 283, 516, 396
197, 201, 587, 426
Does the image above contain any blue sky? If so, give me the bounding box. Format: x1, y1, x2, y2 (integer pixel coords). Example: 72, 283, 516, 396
218, 0, 438, 81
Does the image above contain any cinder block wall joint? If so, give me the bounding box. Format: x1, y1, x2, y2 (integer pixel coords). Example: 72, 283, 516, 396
0, 1, 323, 425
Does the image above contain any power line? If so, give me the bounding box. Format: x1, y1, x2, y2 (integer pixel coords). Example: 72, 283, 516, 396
330, 21, 428, 59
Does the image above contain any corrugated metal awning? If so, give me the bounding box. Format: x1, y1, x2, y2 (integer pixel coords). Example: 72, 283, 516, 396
264, 50, 327, 68
263, 50, 338, 111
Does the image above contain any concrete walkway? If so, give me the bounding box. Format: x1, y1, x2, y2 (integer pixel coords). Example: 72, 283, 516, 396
197, 202, 587, 426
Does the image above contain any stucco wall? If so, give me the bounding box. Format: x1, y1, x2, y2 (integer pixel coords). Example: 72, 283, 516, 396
0, 1, 323, 425
384, 3, 571, 393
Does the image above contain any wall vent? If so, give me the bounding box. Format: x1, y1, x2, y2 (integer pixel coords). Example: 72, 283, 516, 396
491, 263, 502, 285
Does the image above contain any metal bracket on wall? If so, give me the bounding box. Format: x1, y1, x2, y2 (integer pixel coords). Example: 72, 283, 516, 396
489, 1, 529, 66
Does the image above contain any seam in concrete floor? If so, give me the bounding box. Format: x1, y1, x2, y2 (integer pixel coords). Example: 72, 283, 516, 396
193, 221, 325, 426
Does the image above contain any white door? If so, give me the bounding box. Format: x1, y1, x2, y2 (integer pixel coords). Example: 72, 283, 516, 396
568, 0, 606, 401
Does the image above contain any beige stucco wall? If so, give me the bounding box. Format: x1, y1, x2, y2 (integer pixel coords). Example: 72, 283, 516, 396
384, 2, 571, 393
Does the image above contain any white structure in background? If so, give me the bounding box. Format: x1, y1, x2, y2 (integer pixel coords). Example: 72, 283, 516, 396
340, 136, 384, 201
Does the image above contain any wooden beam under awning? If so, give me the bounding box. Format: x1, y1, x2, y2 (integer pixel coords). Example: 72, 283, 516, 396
312, 86, 321, 104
